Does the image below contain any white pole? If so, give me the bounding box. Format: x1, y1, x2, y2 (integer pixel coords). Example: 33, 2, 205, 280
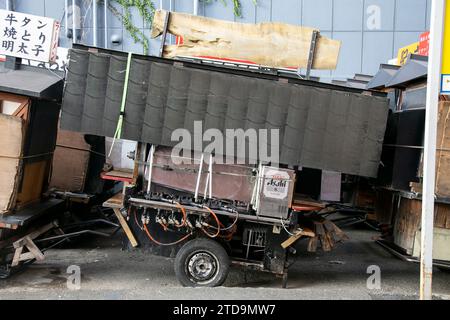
193, 0, 198, 15
194, 153, 204, 202
146, 145, 155, 193
209, 154, 213, 199
104, 0, 108, 48
65, 0, 69, 37
420, 0, 446, 301
93, 0, 98, 46
72, 0, 77, 44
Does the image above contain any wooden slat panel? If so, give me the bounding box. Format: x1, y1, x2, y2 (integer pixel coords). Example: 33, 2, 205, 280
436, 102, 450, 198
0, 114, 24, 214
151, 10, 341, 70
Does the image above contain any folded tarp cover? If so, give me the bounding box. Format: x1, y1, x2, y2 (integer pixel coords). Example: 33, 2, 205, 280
61, 47, 389, 178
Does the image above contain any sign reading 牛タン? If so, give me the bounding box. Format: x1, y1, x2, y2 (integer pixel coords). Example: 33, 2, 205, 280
0, 10, 60, 63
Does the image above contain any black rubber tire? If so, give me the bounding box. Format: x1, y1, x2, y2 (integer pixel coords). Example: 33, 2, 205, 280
174, 238, 230, 287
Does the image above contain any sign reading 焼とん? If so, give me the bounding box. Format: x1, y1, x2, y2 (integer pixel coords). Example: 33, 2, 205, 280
0, 9, 60, 63
442, 1, 450, 94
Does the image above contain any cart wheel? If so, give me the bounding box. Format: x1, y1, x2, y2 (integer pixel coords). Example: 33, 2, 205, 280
174, 238, 230, 287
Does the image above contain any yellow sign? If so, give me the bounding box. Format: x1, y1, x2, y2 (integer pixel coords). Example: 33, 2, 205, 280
442, 0, 450, 93
397, 42, 420, 66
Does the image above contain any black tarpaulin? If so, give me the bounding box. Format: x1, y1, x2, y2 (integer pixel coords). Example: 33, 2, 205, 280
61, 48, 390, 178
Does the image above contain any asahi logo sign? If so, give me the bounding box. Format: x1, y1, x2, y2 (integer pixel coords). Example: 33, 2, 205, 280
263, 169, 289, 200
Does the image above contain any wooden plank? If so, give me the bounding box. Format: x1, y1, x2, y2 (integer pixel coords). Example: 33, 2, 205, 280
103, 193, 125, 209
23, 236, 45, 261
281, 228, 315, 249
151, 9, 341, 70
112, 207, 138, 247
13, 222, 55, 248
307, 237, 318, 252
11, 246, 23, 267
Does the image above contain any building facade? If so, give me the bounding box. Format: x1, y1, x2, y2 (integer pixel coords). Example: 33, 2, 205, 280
1, 0, 431, 79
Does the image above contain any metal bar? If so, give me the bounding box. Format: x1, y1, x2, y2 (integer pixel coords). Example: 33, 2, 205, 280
193, 0, 199, 15
159, 11, 171, 58
6, 0, 12, 11
72, 0, 77, 44
104, 0, 108, 48
65, 0, 69, 38
146, 145, 155, 193
305, 31, 319, 80
209, 154, 213, 199
194, 153, 204, 202
420, 0, 446, 301
93, 0, 98, 47
203, 167, 209, 199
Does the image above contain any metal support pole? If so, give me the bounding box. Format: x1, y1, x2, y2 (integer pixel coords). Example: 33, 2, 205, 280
93, 0, 98, 47
208, 154, 212, 199
65, 0, 69, 37
420, 0, 446, 301
305, 30, 319, 80
194, 153, 204, 202
193, 0, 199, 15
159, 11, 171, 58
72, 0, 77, 44
104, 0, 108, 48
5, 0, 13, 11
146, 145, 155, 194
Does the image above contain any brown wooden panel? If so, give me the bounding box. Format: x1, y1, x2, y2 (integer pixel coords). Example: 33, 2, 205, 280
393, 197, 450, 254
16, 160, 48, 209
49, 130, 90, 192
0, 114, 24, 213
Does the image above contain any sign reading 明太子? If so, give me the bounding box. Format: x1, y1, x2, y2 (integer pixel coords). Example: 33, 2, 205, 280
0, 9, 60, 63
442, 1, 450, 94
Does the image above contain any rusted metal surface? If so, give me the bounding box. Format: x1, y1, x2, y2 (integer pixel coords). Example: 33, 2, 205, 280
151, 147, 255, 203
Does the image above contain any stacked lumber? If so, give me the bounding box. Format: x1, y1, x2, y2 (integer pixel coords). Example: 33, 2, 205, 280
306, 219, 349, 253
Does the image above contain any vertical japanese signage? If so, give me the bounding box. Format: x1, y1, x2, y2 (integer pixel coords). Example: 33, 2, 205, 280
419, 31, 430, 56
0, 10, 60, 63
442, 1, 450, 94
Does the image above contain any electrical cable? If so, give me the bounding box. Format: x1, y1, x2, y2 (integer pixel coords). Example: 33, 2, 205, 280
201, 206, 221, 238
143, 222, 192, 246
204, 209, 239, 232
173, 200, 187, 228
280, 217, 295, 236
133, 207, 144, 230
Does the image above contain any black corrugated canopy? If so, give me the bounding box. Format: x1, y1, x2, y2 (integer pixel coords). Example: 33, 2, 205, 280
61, 45, 390, 178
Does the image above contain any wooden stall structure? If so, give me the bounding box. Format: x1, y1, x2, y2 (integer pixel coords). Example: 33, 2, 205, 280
0, 63, 65, 274
372, 54, 450, 264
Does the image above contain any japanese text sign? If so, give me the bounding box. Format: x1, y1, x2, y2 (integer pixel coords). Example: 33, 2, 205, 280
0, 9, 60, 63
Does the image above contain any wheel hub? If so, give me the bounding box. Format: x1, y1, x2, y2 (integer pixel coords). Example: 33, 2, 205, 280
187, 252, 218, 283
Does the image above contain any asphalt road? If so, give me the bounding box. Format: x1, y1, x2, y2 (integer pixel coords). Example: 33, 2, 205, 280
0, 227, 449, 300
